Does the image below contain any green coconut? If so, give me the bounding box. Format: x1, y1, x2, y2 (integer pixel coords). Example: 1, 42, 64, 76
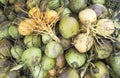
24, 35, 41, 48
30, 65, 47, 78
21, 47, 42, 67
41, 55, 55, 71
91, 61, 109, 78
92, 0, 105, 5
68, 0, 87, 13
8, 25, 20, 39
42, 34, 53, 44
0, 39, 12, 58
48, 0, 60, 10
95, 40, 112, 59
109, 52, 120, 77
58, 67, 79, 78
0, 21, 11, 40
59, 16, 80, 39
65, 48, 86, 68
45, 41, 64, 58
11, 45, 23, 61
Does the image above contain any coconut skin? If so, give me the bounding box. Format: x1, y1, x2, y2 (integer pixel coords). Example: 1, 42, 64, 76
21, 47, 42, 67
79, 8, 97, 25
96, 19, 115, 36
109, 53, 120, 77
95, 40, 112, 59
24, 35, 41, 48
91, 61, 109, 78
65, 48, 86, 68
45, 41, 64, 58
59, 16, 80, 39
41, 55, 55, 71
73, 33, 94, 53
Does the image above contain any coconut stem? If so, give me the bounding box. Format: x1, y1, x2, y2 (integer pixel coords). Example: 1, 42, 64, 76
48, 29, 60, 43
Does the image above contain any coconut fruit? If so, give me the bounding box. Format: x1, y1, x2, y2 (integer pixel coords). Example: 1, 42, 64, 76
41, 55, 55, 71
42, 34, 53, 44
109, 52, 120, 77
94, 39, 112, 59
11, 45, 23, 62
68, 0, 87, 13
91, 61, 109, 78
24, 35, 41, 48
58, 67, 79, 78
48, 0, 60, 10
90, 4, 107, 17
92, 0, 105, 4
59, 16, 79, 39
8, 25, 20, 39
73, 33, 94, 53
45, 41, 64, 58
21, 47, 42, 67
0, 21, 11, 40
79, 8, 97, 25
0, 39, 12, 58
65, 48, 86, 68
96, 19, 115, 36
30, 65, 47, 78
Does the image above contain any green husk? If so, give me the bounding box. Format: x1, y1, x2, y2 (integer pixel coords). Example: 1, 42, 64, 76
65, 48, 86, 68
21, 47, 42, 67
45, 41, 64, 58
41, 55, 55, 71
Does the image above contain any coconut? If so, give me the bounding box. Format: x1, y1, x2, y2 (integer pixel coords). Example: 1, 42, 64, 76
109, 52, 120, 77
0, 21, 11, 40
92, 0, 105, 4
42, 34, 53, 44
48, 0, 60, 10
73, 33, 94, 53
60, 8, 71, 19
96, 19, 115, 36
91, 61, 109, 78
65, 48, 86, 68
30, 65, 47, 78
11, 45, 23, 62
8, 25, 20, 39
94, 39, 112, 59
21, 47, 42, 67
79, 8, 97, 25
58, 67, 79, 78
90, 4, 107, 17
0, 39, 12, 58
41, 55, 55, 71
45, 41, 64, 58
24, 35, 41, 48
68, 0, 87, 13
59, 16, 80, 39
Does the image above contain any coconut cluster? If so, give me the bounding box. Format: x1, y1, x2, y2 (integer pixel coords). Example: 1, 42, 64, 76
18, 6, 61, 43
